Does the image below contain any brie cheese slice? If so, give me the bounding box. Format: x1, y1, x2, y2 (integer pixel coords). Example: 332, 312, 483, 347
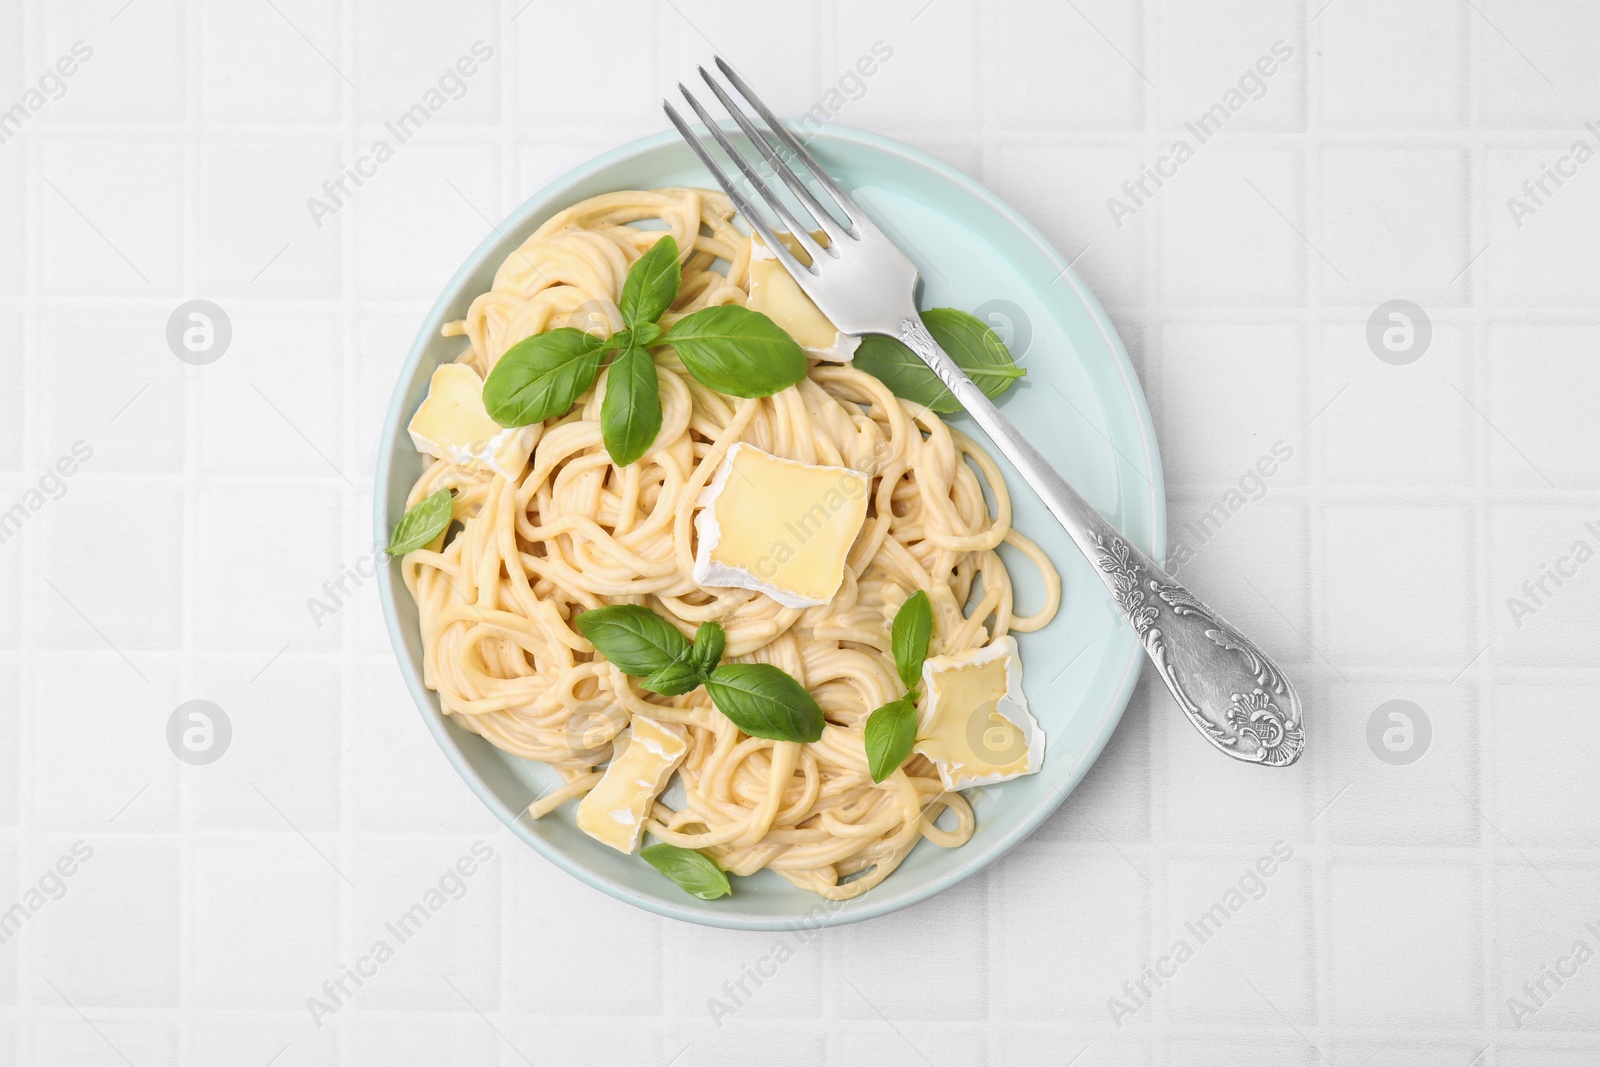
915, 636, 1043, 790
408, 362, 538, 482
576, 715, 689, 854
693, 443, 869, 609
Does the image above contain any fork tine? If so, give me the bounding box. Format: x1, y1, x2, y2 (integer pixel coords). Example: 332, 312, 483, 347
713, 56, 863, 227
695, 66, 850, 246
675, 83, 828, 265
660, 99, 813, 283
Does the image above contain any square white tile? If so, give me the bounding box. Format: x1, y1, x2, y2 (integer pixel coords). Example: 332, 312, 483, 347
39, 305, 186, 474
45, 0, 185, 122
192, 840, 342, 1009
1162, 849, 1313, 1024
195, 482, 345, 655
1317, 147, 1468, 307
997, 0, 1146, 131
346, 838, 501, 1012
195, 304, 345, 479
39, 134, 183, 297
1489, 683, 1600, 849
1476, 0, 1600, 128
508, 845, 667, 1018
187, 657, 342, 832
1152, 0, 1304, 132
28, 652, 177, 832
1481, 146, 1600, 309
1315, 0, 1466, 127
36, 479, 183, 654
1483, 322, 1600, 489
1158, 148, 1307, 306
200, 138, 345, 297
1490, 862, 1600, 1032
353, 0, 501, 126
1319, 503, 1477, 670
1315, 320, 1475, 488
31, 836, 178, 1006
199, 0, 343, 123
994, 844, 1151, 1025
1152, 322, 1306, 487
1327, 858, 1478, 1026
833, 0, 981, 137
1487, 506, 1600, 667
1311, 679, 1478, 847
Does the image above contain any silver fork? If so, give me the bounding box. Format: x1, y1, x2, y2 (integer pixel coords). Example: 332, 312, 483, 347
664, 59, 1304, 767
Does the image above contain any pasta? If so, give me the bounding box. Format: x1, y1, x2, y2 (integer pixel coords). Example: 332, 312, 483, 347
399, 188, 1061, 899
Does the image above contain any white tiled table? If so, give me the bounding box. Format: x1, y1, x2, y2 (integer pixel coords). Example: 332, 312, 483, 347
3, 0, 1599, 1064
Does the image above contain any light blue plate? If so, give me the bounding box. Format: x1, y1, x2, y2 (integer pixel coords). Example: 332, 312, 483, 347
375, 125, 1164, 930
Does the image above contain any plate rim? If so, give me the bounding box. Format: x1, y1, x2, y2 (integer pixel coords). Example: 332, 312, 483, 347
374, 123, 1166, 930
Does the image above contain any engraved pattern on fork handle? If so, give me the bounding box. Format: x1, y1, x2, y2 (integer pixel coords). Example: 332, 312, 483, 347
898, 316, 1305, 766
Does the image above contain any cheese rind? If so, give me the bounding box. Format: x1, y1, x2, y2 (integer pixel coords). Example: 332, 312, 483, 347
693, 443, 869, 609
747, 234, 860, 362
576, 715, 689, 854
408, 362, 539, 481
914, 636, 1043, 790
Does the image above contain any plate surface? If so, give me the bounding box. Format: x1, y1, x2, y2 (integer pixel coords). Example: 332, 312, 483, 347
375, 125, 1165, 930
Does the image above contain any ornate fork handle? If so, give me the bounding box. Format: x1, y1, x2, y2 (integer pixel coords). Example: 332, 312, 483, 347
900, 317, 1304, 766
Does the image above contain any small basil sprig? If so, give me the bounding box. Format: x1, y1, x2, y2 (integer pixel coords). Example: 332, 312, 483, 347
864, 590, 933, 782
853, 308, 1025, 413
641, 842, 731, 900
386, 489, 453, 555
575, 603, 824, 743
483, 234, 807, 467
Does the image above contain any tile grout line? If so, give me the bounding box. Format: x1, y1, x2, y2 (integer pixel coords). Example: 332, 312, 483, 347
336, 0, 358, 1061
17, 1, 45, 1061
1465, 3, 1499, 1049
1139, 0, 1165, 1056
498, 0, 520, 1047
1302, 0, 1330, 1044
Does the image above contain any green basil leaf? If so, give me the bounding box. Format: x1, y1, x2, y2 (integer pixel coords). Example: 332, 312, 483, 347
482, 327, 608, 427
891, 589, 933, 690
864, 695, 918, 783
663, 304, 807, 398
690, 621, 726, 676
619, 234, 681, 328
599, 343, 662, 467
852, 307, 1025, 414
640, 842, 731, 900
704, 663, 824, 743
641, 659, 704, 697
575, 605, 692, 677
386, 489, 453, 555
